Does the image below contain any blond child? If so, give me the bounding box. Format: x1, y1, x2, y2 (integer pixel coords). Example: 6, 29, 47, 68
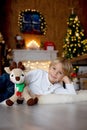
25, 57, 76, 98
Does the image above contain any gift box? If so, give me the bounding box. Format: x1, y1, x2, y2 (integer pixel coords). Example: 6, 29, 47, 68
44, 41, 55, 50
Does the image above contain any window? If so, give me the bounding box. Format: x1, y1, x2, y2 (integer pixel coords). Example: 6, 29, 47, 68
18, 9, 47, 35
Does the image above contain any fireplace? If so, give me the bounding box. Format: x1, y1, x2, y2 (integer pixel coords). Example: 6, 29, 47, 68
12, 49, 58, 71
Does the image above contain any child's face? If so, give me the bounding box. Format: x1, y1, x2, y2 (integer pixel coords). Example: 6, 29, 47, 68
48, 62, 64, 84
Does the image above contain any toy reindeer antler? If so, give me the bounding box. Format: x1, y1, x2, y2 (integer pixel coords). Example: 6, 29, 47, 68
18, 61, 25, 70
9, 61, 25, 71
9, 61, 17, 70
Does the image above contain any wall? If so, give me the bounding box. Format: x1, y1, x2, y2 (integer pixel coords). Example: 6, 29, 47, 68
1, 0, 87, 56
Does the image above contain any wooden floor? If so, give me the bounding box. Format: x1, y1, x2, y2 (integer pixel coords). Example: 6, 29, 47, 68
0, 102, 87, 130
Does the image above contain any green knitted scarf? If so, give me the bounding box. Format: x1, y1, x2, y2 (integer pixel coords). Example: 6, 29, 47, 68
16, 82, 25, 92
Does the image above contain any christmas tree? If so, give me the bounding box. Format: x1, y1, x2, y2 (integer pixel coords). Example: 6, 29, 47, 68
63, 9, 87, 59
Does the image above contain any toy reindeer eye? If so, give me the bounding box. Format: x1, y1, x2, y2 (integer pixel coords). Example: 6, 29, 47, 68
11, 74, 14, 77
22, 74, 24, 77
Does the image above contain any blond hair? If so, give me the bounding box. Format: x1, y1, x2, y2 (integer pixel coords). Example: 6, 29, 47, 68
49, 57, 73, 78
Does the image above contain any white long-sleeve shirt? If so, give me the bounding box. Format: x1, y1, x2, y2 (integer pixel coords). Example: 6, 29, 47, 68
25, 69, 76, 95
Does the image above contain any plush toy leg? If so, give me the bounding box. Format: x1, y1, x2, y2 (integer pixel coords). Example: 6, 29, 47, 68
16, 97, 24, 104
6, 99, 14, 106
22, 87, 38, 106
6, 94, 18, 106
27, 97, 38, 106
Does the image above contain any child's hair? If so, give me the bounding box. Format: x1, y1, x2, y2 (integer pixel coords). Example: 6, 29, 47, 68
49, 57, 74, 78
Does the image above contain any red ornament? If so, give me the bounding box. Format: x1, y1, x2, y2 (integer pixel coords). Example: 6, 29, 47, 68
71, 72, 77, 78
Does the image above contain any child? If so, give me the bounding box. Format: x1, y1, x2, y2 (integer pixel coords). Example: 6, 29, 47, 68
25, 57, 76, 98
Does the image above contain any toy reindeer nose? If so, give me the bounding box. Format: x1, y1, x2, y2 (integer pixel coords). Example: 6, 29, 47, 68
16, 77, 20, 81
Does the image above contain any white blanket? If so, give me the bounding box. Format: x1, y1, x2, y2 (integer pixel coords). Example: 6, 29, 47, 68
38, 90, 87, 104
1, 90, 87, 105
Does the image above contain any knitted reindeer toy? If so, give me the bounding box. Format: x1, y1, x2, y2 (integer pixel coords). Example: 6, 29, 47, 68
4, 61, 38, 106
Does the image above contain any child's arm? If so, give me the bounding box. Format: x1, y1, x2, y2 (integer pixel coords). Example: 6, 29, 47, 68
28, 84, 58, 96
62, 76, 76, 94
55, 76, 76, 95
62, 76, 72, 84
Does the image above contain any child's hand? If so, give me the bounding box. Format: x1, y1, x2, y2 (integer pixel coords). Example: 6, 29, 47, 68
62, 76, 71, 84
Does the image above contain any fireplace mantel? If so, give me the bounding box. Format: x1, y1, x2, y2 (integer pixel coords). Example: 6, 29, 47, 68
13, 49, 58, 62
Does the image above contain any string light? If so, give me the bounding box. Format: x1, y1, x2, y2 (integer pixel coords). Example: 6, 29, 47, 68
23, 61, 51, 72
26, 40, 40, 49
